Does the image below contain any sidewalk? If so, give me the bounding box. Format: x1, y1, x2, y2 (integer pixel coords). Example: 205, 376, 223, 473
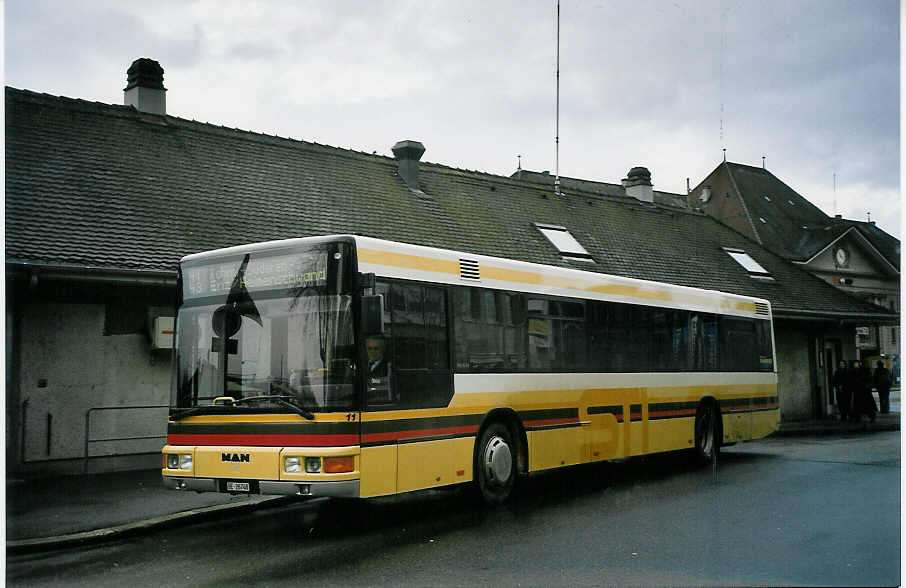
6, 469, 294, 553
776, 410, 900, 436
7, 400, 900, 553
776, 387, 900, 436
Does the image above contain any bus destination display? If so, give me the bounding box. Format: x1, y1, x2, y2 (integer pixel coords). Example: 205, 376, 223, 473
184, 252, 327, 299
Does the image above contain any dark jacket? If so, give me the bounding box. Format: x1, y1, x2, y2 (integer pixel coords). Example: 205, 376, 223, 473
874, 366, 892, 392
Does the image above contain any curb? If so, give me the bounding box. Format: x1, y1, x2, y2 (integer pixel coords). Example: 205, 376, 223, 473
773, 420, 900, 437
7, 495, 297, 554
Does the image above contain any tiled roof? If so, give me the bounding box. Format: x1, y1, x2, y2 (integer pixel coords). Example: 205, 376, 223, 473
512, 169, 688, 208
5, 87, 892, 318
835, 219, 900, 270
723, 162, 900, 269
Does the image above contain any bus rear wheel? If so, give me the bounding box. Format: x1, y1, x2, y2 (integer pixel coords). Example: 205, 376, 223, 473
694, 402, 720, 465
475, 422, 517, 505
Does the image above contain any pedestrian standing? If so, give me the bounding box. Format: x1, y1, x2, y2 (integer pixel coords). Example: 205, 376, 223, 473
850, 360, 877, 423
845, 360, 861, 422
874, 360, 892, 414
833, 360, 850, 421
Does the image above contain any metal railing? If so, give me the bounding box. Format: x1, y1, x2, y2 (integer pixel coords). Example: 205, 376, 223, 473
83, 405, 168, 473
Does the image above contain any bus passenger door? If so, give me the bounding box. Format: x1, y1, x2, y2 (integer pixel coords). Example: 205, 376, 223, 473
359, 283, 397, 498
362, 281, 460, 495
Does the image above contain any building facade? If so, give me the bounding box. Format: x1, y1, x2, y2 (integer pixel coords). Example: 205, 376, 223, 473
5, 60, 897, 476
689, 162, 900, 415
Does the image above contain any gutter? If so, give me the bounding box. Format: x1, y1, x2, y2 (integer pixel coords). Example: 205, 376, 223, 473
773, 307, 899, 324
6, 260, 177, 286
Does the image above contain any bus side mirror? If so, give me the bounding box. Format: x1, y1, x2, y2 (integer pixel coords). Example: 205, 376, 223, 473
361, 295, 384, 335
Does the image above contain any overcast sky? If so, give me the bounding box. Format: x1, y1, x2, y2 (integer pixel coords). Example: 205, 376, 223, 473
6, 0, 900, 237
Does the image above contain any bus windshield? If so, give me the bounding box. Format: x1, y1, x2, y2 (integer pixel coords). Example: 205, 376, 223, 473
172, 242, 357, 414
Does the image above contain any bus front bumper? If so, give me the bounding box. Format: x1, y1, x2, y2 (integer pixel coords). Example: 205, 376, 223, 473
162, 476, 360, 498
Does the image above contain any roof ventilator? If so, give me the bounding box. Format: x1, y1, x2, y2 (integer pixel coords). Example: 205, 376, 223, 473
754, 302, 770, 316
392, 140, 425, 191
124, 58, 166, 115
459, 259, 480, 281
622, 167, 654, 203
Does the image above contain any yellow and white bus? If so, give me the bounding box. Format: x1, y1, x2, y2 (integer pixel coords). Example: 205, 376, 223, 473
163, 235, 778, 504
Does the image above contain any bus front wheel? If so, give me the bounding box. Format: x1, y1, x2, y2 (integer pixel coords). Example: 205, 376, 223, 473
475, 422, 516, 505
694, 402, 720, 465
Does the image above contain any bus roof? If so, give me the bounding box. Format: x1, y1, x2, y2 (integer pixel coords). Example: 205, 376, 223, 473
181, 234, 772, 319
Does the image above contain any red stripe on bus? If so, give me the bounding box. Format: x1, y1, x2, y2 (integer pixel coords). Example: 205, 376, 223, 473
166, 434, 359, 447
361, 425, 479, 443
648, 409, 696, 418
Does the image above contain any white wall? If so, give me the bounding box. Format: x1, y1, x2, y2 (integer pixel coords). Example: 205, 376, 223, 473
18, 301, 171, 465
775, 326, 812, 421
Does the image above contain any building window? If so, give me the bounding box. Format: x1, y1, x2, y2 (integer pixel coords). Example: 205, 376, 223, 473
535, 223, 595, 262
723, 248, 771, 277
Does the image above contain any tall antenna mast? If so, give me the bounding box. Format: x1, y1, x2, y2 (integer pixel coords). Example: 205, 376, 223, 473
719, 4, 727, 146
833, 172, 837, 215
554, 0, 561, 196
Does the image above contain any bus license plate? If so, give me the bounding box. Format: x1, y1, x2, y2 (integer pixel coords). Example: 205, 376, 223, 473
226, 481, 250, 492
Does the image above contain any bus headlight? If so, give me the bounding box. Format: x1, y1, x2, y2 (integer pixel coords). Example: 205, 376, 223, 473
166, 453, 193, 471
305, 457, 321, 473
285, 456, 301, 473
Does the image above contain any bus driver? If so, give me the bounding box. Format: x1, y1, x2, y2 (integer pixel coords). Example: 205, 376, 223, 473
366, 337, 391, 403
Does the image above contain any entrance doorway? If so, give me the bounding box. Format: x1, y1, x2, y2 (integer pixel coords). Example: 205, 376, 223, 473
823, 339, 843, 418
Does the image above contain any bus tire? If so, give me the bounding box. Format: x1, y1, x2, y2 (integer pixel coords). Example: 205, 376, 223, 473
475, 421, 517, 505
694, 402, 720, 466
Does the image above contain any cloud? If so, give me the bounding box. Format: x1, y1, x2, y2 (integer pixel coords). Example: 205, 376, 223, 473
5, 0, 899, 237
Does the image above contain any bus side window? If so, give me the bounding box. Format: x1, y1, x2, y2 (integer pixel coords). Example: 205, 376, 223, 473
690, 313, 719, 372
720, 317, 758, 372
453, 287, 527, 373
756, 320, 774, 371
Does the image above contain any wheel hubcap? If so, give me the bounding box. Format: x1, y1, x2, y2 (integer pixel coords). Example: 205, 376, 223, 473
484, 436, 512, 485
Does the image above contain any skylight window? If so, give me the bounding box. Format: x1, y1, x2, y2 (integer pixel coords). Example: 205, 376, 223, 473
535, 223, 594, 262
724, 248, 771, 277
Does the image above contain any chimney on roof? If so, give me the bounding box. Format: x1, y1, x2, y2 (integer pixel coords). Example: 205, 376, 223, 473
622, 167, 654, 203
124, 58, 166, 115
392, 140, 425, 190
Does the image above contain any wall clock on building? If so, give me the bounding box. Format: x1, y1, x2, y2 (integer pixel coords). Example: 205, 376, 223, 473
834, 247, 849, 266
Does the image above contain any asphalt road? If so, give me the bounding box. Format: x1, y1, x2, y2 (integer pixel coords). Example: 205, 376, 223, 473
8, 432, 900, 587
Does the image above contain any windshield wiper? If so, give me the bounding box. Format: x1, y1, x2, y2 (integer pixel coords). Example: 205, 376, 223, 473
232, 395, 315, 420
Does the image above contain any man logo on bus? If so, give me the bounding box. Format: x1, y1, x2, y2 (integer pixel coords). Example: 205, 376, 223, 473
222, 453, 250, 463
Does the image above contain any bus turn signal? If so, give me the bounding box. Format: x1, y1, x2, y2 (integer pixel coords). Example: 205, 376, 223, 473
323, 456, 354, 473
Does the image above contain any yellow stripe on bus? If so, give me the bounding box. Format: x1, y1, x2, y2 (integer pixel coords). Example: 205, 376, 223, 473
357, 248, 459, 275
358, 247, 762, 316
